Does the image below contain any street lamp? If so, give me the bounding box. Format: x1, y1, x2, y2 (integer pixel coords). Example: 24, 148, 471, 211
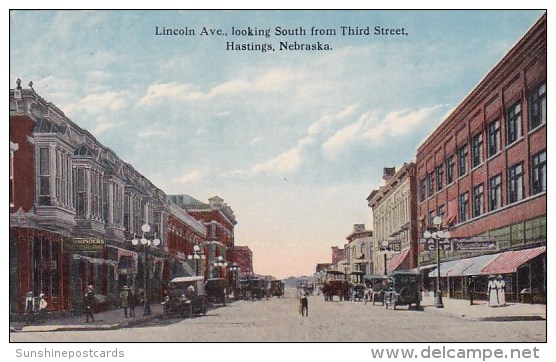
187, 244, 206, 277
213, 256, 228, 278
380, 242, 391, 275
423, 216, 451, 309
228, 263, 240, 298
131, 224, 161, 316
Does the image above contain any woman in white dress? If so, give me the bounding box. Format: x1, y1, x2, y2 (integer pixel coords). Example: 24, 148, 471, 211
487, 275, 498, 307
496, 275, 506, 306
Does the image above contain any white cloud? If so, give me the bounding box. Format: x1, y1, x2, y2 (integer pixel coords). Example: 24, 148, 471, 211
171, 170, 203, 184
64, 91, 130, 115
92, 116, 119, 135
251, 147, 302, 175
249, 136, 265, 145
322, 105, 448, 159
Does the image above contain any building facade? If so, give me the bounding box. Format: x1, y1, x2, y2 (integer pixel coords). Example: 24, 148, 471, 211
9, 84, 211, 315
229, 245, 254, 278
167, 195, 237, 280
345, 224, 373, 282
367, 164, 419, 275
415, 14, 546, 302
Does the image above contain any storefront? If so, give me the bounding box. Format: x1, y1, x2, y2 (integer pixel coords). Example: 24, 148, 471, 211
427, 246, 546, 303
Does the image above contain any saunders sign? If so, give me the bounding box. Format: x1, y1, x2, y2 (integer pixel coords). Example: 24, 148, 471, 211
64, 238, 105, 252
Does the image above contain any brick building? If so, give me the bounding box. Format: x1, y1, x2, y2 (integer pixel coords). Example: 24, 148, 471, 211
9, 84, 210, 316
228, 245, 254, 277
345, 224, 373, 282
416, 14, 546, 303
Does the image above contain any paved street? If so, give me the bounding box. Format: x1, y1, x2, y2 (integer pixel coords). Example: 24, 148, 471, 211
10, 290, 546, 342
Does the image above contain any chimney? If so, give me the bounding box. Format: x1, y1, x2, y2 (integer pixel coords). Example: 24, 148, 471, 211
383, 167, 396, 181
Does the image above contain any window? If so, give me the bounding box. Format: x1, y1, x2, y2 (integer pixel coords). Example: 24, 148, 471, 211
487, 119, 500, 157
459, 192, 469, 223
489, 174, 502, 211
473, 184, 484, 218
38, 147, 51, 206
75, 168, 86, 218
508, 162, 524, 203
436, 204, 445, 220
531, 150, 546, 194
428, 209, 435, 228
426, 172, 434, 197
506, 102, 522, 145
435, 165, 443, 191
471, 133, 483, 168
419, 178, 426, 202
458, 145, 468, 177
9, 146, 16, 206
529, 82, 546, 130
445, 156, 455, 184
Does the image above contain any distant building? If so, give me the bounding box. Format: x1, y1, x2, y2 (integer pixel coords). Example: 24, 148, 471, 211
229, 245, 254, 277
345, 224, 373, 282
168, 195, 237, 279
367, 164, 419, 274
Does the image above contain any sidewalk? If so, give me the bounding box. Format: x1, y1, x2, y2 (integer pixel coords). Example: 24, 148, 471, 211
10, 304, 164, 333
421, 295, 546, 321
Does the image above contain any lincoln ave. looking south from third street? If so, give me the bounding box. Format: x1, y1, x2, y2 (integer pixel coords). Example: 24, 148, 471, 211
9, 11, 546, 343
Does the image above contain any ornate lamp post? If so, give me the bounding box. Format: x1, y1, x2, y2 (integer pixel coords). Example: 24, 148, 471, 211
187, 244, 206, 277
423, 216, 450, 309
131, 224, 160, 316
213, 255, 228, 278
228, 263, 240, 298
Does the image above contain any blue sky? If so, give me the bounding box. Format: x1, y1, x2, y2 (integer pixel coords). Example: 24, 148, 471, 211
9, 10, 544, 278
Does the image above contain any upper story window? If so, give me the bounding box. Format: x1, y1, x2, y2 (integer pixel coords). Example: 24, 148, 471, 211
487, 119, 500, 158
458, 145, 468, 177
531, 150, 546, 195
38, 147, 51, 206
445, 155, 455, 184
471, 133, 483, 168
508, 162, 524, 204
506, 101, 522, 145
435, 165, 443, 191
9, 142, 18, 207
419, 178, 426, 202
459, 192, 469, 223
489, 174, 502, 211
426, 172, 434, 198
473, 184, 484, 218
529, 82, 546, 130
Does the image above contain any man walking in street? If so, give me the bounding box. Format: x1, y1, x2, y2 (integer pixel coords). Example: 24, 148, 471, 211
300, 289, 309, 317
120, 286, 129, 318
128, 287, 137, 318
83, 285, 96, 323
468, 277, 476, 305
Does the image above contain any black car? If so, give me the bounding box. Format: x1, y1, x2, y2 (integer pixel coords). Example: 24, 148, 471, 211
383, 270, 422, 310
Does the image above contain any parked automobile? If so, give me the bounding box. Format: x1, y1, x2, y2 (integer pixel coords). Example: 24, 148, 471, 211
205, 278, 227, 306
240, 278, 267, 300
162, 276, 206, 318
363, 274, 388, 305
351, 284, 366, 302
383, 270, 422, 310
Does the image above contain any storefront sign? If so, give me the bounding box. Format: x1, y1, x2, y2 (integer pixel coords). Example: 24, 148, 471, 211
388, 240, 402, 251
64, 237, 105, 252
453, 239, 496, 251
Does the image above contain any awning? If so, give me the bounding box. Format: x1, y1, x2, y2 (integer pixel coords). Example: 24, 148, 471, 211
460, 254, 500, 276
481, 246, 546, 275
446, 199, 457, 225
326, 270, 345, 275
386, 249, 410, 273
428, 259, 463, 277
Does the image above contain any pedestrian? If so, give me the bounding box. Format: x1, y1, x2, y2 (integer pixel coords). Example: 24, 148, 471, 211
300, 289, 308, 317
25, 291, 35, 325
120, 286, 129, 318
127, 287, 137, 318
487, 275, 498, 307
83, 285, 96, 323
468, 277, 476, 306
496, 275, 506, 306
38, 293, 48, 323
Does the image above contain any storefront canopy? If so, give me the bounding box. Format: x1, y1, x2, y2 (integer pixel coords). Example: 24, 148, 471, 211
427, 246, 546, 278
481, 246, 546, 275
386, 249, 410, 273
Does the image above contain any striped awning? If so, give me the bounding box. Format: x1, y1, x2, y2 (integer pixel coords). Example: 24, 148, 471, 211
386, 249, 410, 273
481, 246, 546, 275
